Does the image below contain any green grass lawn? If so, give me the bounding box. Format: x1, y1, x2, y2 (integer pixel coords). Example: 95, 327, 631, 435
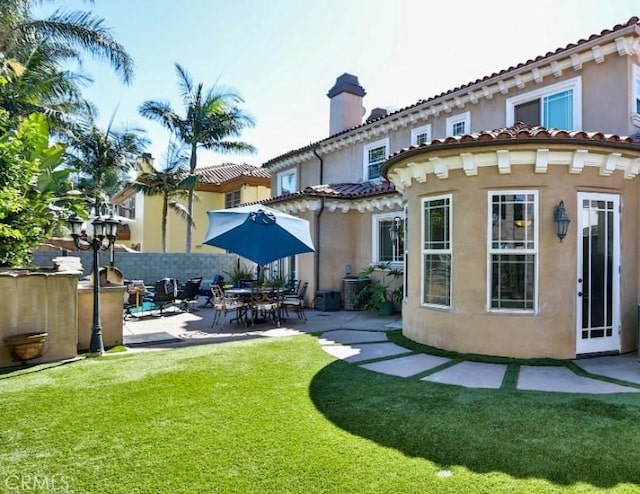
2, 334, 640, 493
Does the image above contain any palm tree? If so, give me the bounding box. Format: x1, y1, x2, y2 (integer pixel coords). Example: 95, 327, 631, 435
0, 0, 134, 130
1, 1, 134, 83
139, 63, 255, 253
62, 105, 149, 210
131, 143, 197, 253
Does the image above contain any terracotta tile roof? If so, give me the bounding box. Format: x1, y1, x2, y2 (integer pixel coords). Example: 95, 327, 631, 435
257, 181, 397, 205
189, 163, 270, 184
263, 16, 640, 168
383, 122, 640, 172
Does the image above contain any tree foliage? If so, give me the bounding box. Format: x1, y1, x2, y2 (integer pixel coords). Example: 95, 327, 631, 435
139, 63, 255, 253
0, 111, 77, 267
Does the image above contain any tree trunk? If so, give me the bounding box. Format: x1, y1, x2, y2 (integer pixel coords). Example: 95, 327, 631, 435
162, 195, 168, 253
185, 143, 197, 253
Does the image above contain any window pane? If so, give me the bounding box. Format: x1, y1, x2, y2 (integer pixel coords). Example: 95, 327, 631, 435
416, 132, 428, 145
491, 194, 535, 249
491, 254, 535, 309
280, 172, 296, 194
514, 99, 541, 126
367, 145, 386, 180
378, 219, 404, 263
543, 89, 572, 129
424, 199, 450, 249
452, 121, 466, 136
424, 254, 451, 306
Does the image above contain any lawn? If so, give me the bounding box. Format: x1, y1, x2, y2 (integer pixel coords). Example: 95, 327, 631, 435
1, 333, 640, 493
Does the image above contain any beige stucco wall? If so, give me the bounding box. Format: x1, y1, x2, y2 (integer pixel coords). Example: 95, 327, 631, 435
77, 283, 125, 351
395, 157, 639, 359
0, 272, 78, 367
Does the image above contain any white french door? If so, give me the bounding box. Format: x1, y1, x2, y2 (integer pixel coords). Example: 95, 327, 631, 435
576, 193, 620, 355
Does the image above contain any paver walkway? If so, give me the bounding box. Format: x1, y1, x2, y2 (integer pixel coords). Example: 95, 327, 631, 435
123, 308, 640, 394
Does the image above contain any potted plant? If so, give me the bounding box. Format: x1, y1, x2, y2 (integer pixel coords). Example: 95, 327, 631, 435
224, 264, 256, 288
354, 262, 403, 315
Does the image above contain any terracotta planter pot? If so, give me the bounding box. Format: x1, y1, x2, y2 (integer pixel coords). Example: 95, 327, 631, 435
3, 332, 48, 363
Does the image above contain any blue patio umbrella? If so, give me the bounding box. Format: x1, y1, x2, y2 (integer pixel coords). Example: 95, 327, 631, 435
203, 204, 315, 265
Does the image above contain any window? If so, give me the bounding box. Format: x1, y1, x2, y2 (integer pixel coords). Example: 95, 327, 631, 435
372, 213, 405, 264
225, 189, 241, 209
488, 191, 538, 311
422, 195, 451, 307
116, 196, 136, 219
363, 138, 389, 181
506, 76, 581, 129
277, 169, 297, 195
411, 124, 431, 145
446, 112, 470, 137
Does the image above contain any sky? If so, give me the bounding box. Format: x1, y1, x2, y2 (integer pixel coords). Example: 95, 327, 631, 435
47, 0, 640, 168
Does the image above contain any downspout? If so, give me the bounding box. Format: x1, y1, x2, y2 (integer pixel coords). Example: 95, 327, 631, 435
313, 146, 324, 296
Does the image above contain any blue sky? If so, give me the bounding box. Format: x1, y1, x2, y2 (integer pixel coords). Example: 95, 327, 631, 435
52, 0, 640, 168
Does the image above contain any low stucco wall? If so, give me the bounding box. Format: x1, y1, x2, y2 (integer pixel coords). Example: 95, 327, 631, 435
77, 283, 125, 351
0, 271, 78, 367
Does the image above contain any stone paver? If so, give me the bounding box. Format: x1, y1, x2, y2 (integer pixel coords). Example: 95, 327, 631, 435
573, 354, 640, 385
518, 366, 640, 394
360, 353, 451, 377
422, 361, 507, 389
319, 330, 389, 345
336, 342, 413, 363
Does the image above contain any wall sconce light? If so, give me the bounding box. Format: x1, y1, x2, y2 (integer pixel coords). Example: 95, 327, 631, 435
554, 200, 571, 242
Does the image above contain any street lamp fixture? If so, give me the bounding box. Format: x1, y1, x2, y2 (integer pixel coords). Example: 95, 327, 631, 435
68, 205, 119, 356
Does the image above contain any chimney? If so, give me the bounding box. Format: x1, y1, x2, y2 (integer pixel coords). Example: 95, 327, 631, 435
366, 107, 387, 123
327, 73, 366, 135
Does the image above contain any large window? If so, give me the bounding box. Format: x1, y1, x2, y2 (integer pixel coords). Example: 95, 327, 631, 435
372, 213, 404, 264
488, 191, 538, 311
363, 138, 389, 181
277, 169, 297, 195
506, 76, 581, 130
446, 112, 470, 137
422, 195, 451, 307
411, 124, 431, 145
225, 189, 241, 208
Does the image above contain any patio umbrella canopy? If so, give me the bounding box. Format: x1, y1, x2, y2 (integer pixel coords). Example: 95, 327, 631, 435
203, 205, 315, 265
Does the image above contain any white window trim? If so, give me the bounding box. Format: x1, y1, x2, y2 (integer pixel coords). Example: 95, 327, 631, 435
421, 194, 452, 309
486, 190, 539, 314
371, 211, 405, 266
411, 124, 432, 145
276, 169, 297, 195
505, 76, 582, 129
362, 138, 389, 181
445, 112, 470, 137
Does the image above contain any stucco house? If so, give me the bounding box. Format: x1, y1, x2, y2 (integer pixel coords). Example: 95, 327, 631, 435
111, 162, 271, 253
262, 16, 640, 358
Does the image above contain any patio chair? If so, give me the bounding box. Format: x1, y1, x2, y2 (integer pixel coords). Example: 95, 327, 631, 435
248, 283, 281, 327
198, 274, 224, 308
176, 277, 203, 312
282, 281, 308, 322
146, 278, 178, 315
211, 285, 247, 327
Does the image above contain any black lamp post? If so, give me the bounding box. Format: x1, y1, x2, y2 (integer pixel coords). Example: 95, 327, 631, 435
68, 206, 119, 356
554, 200, 571, 242
389, 216, 403, 262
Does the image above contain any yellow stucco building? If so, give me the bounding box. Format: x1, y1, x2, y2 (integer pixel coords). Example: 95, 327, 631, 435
111, 163, 271, 253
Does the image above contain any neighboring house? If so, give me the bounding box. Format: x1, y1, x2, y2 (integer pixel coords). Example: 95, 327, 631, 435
111, 163, 271, 253
262, 16, 640, 359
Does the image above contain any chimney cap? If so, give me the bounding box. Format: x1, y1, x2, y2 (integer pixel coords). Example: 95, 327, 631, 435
366, 107, 388, 122
327, 73, 366, 98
